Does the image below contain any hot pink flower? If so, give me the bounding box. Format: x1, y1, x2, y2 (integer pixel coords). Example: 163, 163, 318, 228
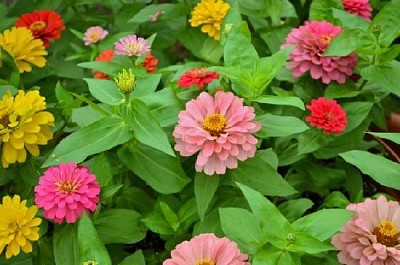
342, 0, 372, 21
332, 196, 400, 265
282, 21, 358, 84
163, 233, 250, 265
34, 162, 100, 224
114, 34, 150, 57
83, 26, 108, 46
173, 91, 261, 175
306, 97, 347, 135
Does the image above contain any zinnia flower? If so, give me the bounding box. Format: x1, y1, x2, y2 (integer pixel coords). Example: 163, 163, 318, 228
34, 162, 101, 224
0, 195, 41, 259
189, 0, 230, 40
178, 67, 219, 89
15, 10, 65, 47
83, 26, 108, 46
342, 0, 372, 21
305, 97, 347, 135
281, 21, 358, 84
332, 196, 400, 265
163, 233, 250, 265
141, 52, 158, 73
0, 27, 47, 73
114, 34, 150, 57
0, 90, 54, 168
173, 91, 261, 175
93, 49, 114, 79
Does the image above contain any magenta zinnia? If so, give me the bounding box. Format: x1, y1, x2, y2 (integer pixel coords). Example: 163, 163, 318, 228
282, 21, 358, 84
342, 0, 372, 21
114, 34, 150, 57
34, 162, 100, 224
163, 233, 250, 265
173, 91, 261, 175
332, 196, 400, 265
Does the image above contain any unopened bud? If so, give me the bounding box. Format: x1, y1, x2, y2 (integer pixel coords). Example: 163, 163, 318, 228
114, 68, 135, 93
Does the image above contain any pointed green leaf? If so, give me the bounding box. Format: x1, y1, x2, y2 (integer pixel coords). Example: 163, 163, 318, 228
195, 172, 220, 221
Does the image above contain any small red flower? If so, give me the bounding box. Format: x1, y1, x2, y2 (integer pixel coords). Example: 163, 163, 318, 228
305, 97, 347, 135
93, 49, 114, 79
141, 52, 158, 73
178, 67, 219, 89
15, 10, 65, 47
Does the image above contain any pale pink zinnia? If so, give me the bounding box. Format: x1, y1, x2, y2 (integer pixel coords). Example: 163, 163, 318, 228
83, 26, 108, 46
34, 162, 100, 224
163, 233, 250, 265
282, 21, 358, 84
332, 196, 400, 265
114, 34, 150, 57
342, 0, 372, 21
173, 91, 261, 175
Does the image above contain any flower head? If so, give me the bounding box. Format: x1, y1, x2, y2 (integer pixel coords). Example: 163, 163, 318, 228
178, 67, 219, 89
281, 21, 358, 84
34, 162, 101, 224
305, 97, 347, 135
173, 91, 261, 175
83, 26, 108, 46
189, 0, 230, 40
0, 195, 41, 259
163, 233, 250, 265
93, 49, 114, 80
114, 34, 150, 57
0, 27, 47, 73
15, 10, 65, 47
114, 69, 135, 93
0, 90, 54, 168
332, 196, 400, 264
342, 0, 372, 21
141, 52, 158, 73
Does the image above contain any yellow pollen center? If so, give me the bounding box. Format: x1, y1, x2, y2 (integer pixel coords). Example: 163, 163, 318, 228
203, 114, 226, 136
321, 34, 331, 45
30, 21, 46, 32
195, 258, 215, 265
56, 181, 77, 194
374, 220, 399, 247
8, 222, 20, 235
89, 33, 101, 41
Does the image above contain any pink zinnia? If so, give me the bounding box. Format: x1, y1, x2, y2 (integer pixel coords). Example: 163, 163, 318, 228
306, 97, 347, 135
34, 162, 100, 224
83, 26, 108, 46
163, 233, 250, 265
173, 91, 261, 175
282, 21, 358, 84
178, 67, 220, 89
114, 34, 150, 57
332, 196, 400, 265
342, 0, 372, 21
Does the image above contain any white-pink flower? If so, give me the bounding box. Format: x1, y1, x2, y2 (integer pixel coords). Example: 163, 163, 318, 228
163, 233, 250, 265
173, 91, 261, 175
332, 196, 400, 265
114, 34, 150, 57
83, 26, 108, 46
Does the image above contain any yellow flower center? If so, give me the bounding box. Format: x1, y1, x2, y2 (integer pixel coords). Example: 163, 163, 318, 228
30, 21, 46, 32
8, 222, 20, 235
57, 181, 77, 194
195, 258, 215, 265
321, 34, 331, 45
89, 32, 101, 42
0, 113, 10, 128
203, 114, 226, 136
374, 220, 399, 247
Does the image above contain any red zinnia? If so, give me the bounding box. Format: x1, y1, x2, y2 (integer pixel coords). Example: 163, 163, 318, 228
141, 52, 158, 73
178, 67, 219, 89
305, 97, 347, 135
93, 49, 114, 80
15, 10, 65, 47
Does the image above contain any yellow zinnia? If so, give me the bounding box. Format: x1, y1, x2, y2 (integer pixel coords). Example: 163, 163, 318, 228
0, 27, 47, 73
189, 0, 230, 41
0, 195, 42, 259
0, 90, 54, 168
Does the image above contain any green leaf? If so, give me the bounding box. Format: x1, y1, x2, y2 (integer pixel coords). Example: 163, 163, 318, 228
53, 223, 79, 265
253, 95, 304, 110
253, 245, 301, 265
132, 74, 162, 97
256, 114, 309, 138
84, 153, 113, 186
78, 213, 112, 265
287, 232, 334, 254
142, 211, 175, 235
340, 150, 400, 190
94, 209, 146, 244
227, 151, 297, 196
324, 82, 361, 99
195, 172, 220, 221
122, 98, 175, 156
309, 0, 337, 21
323, 191, 351, 208
367, 132, 400, 144
84, 78, 124, 106
342, 102, 372, 133
128, 3, 185, 23
371, 0, 400, 47
78, 61, 124, 77
43, 115, 132, 167
332, 8, 369, 30
361, 61, 400, 97
118, 142, 190, 194
119, 250, 145, 265
297, 129, 329, 155
159, 202, 180, 231
292, 209, 354, 241
278, 199, 314, 223
324, 29, 373, 56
